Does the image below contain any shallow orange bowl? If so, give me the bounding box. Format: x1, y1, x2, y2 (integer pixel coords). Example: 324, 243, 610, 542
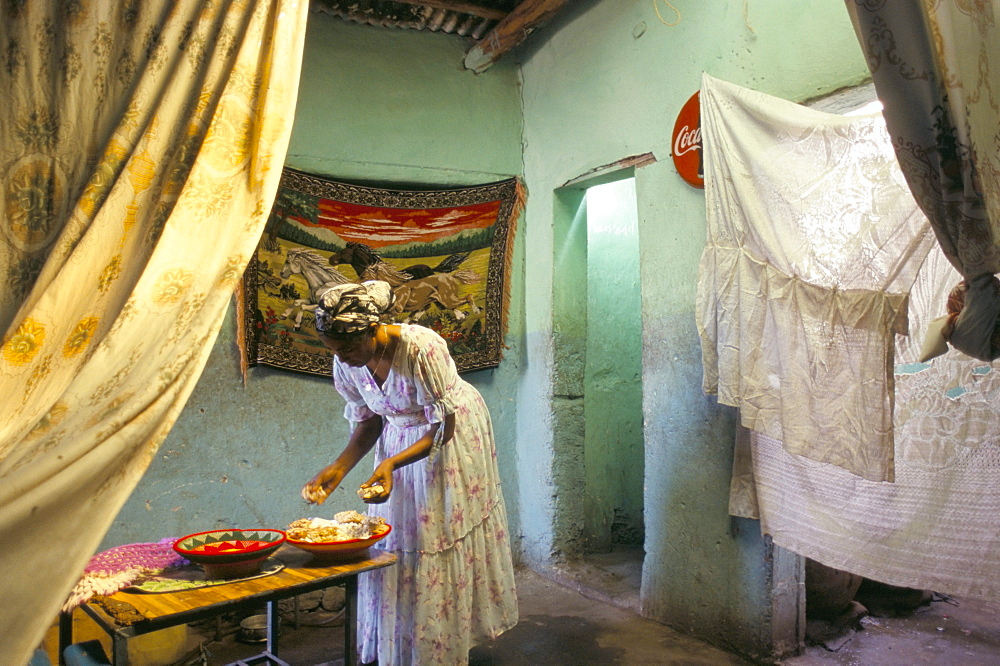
286, 525, 391, 560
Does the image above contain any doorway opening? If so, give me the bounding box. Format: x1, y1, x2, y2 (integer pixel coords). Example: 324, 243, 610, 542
551, 173, 645, 608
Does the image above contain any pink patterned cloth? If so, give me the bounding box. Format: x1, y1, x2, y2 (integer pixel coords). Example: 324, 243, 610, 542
332, 324, 518, 665
63, 538, 187, 611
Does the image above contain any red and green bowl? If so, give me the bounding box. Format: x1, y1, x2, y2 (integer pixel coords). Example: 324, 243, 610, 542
173, 529, 286, 578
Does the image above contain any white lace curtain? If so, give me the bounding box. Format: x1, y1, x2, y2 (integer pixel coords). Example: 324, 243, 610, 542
699, 74, 1000, 600
696, 73, 936, 481
732, 244, 1000, 600
0, 3, 308, 662
845, 1, 1000, 362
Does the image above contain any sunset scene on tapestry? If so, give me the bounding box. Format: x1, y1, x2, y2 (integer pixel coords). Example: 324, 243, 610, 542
308, 199, 503, 247
240, 168, 522, 377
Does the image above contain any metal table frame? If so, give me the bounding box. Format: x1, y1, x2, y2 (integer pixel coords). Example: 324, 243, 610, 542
59, 547, 395, 666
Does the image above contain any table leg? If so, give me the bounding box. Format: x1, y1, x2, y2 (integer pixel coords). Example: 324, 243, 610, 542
344, 579, 358, 666
59, 611, 72, 666
266, 600, 279, 656
111, 631, 129, 665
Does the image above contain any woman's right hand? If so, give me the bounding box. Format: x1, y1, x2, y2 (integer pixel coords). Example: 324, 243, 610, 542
301, 465, 345, 505
302, 417, 384, 504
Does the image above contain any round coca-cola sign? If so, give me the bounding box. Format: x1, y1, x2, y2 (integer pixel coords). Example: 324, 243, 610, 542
672, 91, 703, 188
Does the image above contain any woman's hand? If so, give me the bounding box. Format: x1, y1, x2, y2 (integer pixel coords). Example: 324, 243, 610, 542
303, 417, 384, 505
301, 465, 346, 505
359, 460, 395, 504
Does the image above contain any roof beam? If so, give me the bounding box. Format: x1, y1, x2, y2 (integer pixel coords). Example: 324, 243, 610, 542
464, 0, 569, 73
389, 0, 508, 21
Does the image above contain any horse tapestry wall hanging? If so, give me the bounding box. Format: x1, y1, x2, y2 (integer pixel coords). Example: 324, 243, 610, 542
238, 168, 524, 377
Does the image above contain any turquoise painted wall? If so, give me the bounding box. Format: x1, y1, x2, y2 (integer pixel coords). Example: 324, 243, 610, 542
515, 0, 869, 659
101, 15, 525, 550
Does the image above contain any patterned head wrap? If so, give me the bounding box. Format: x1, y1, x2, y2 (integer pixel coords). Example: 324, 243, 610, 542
314, 281, 394, 334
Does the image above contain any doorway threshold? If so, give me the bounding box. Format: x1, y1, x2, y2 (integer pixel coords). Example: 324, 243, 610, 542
533, 546, 644, 615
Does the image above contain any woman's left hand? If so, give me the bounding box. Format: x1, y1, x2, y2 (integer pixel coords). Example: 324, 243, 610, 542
359, 460, 394, 503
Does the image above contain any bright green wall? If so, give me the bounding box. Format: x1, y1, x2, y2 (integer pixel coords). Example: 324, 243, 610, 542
516, 0, 869, 660
287, 15, 522, 186
584, 178, 644, 551
102, 14, 525, 550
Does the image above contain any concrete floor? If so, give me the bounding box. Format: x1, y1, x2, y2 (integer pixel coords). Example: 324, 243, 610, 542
188, 550, 1000, 666
193, 565, 745, 666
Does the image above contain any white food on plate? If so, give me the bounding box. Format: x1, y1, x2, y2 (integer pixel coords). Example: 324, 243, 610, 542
286, 511, 387, 543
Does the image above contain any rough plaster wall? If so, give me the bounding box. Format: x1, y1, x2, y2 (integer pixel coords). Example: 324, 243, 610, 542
542, 188, 589, 560
102, 15, 525, 552
516, 0, 869, 659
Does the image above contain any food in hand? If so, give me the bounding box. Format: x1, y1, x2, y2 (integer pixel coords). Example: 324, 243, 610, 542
358, 483, 385, 500
302, 486, 328, 504
287, 511, 388, 543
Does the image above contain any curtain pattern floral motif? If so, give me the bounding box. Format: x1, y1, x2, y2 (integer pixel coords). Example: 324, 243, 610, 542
0, 2, 308, 662
845, 0, 1000, 361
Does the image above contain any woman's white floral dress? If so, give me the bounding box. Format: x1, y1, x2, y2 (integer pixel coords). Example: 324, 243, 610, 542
332, 324, 518, 665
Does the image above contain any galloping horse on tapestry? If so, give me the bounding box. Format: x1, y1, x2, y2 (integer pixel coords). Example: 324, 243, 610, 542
279, 248, 352, 329
328, 242, 474, 285
328, 242, 482, 320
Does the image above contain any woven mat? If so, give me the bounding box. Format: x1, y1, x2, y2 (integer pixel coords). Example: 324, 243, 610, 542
127, 558, 285, 593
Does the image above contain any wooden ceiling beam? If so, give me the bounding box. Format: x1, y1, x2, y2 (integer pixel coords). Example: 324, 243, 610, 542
389, 0, 508, 21
464, 0, 568, 73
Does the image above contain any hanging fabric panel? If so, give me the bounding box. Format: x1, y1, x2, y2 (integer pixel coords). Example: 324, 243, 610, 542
732, 242, 1000, 599
702, 74, 1000, 600
0, 2, 309, 662
697, 73, 937, 481
845, 1, 1000, 362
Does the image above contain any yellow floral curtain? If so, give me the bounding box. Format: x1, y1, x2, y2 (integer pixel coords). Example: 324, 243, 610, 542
845, 1, 1000, 361
0, 2, 308, 662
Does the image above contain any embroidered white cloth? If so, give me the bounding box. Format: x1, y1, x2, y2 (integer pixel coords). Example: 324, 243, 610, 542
731, 244, 1000, 599
696, 74, 937, 481
700, 75, 1000, 599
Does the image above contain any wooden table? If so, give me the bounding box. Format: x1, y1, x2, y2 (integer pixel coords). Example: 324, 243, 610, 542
60, 546, 396, 666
